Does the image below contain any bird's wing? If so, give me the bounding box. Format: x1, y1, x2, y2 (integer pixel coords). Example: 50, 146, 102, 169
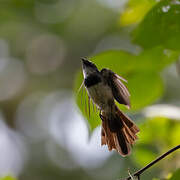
101, 69, 131, 108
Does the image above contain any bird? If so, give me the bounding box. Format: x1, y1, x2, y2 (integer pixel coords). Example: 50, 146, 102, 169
81, 58, 139, 156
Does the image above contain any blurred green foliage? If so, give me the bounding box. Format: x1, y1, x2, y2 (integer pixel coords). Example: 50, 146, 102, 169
153, 168, 180, 180
120, 0, 157, 25
169, 169, 180, 180
133, 118, 180, 167
133, 0, 180, 50
0, 176, 17, 180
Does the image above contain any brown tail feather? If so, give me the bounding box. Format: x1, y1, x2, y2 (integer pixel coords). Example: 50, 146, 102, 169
101, 120, 116, 150
114, 130, 131, 156
100, 105, 139, 156
116, 107, 139, 134
123, 125, 136, 144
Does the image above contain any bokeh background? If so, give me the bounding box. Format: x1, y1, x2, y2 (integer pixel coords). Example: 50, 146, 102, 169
0, 0, 179, 180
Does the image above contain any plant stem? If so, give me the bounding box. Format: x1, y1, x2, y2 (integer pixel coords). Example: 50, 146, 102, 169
122, 145, 180, 180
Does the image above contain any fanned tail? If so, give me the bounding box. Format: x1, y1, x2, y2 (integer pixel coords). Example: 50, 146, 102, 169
100, 105, 139, 156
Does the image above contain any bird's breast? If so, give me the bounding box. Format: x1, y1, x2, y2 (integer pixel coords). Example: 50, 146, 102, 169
86, 82, 114, 110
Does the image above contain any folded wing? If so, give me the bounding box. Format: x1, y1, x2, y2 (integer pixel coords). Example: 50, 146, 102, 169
101, 69, 130, 108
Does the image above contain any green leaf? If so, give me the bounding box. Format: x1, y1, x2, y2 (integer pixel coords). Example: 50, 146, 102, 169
92, 48, 179, 73
170, 124, 180, 146
75, 73, 101, 131
168, 168, 180, 180
133, 0, 180, 50
132, 117, 180, 168
127, 72, 163, 110
135, 47, 180, 71
138, 117, 169, 144
74, 48, 178, 131
0, 176, 17, 180
132, 144, 157, 167
120, 0, 156, 26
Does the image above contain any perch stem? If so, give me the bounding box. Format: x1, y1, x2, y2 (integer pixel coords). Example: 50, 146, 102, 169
123, 145, 180, 180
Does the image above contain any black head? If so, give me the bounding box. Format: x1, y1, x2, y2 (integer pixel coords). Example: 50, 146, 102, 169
81, 58, 98, 69
81, 58, 99, 78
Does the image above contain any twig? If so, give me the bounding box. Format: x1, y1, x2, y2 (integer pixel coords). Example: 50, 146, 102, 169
128, 169, 134, 180
121, 145, 180, 180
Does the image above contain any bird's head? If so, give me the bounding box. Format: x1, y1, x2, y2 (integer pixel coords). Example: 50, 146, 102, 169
81, 58, 99, 78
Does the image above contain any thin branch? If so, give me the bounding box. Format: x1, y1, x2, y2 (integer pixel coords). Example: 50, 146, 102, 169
121, 144, 180, 180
